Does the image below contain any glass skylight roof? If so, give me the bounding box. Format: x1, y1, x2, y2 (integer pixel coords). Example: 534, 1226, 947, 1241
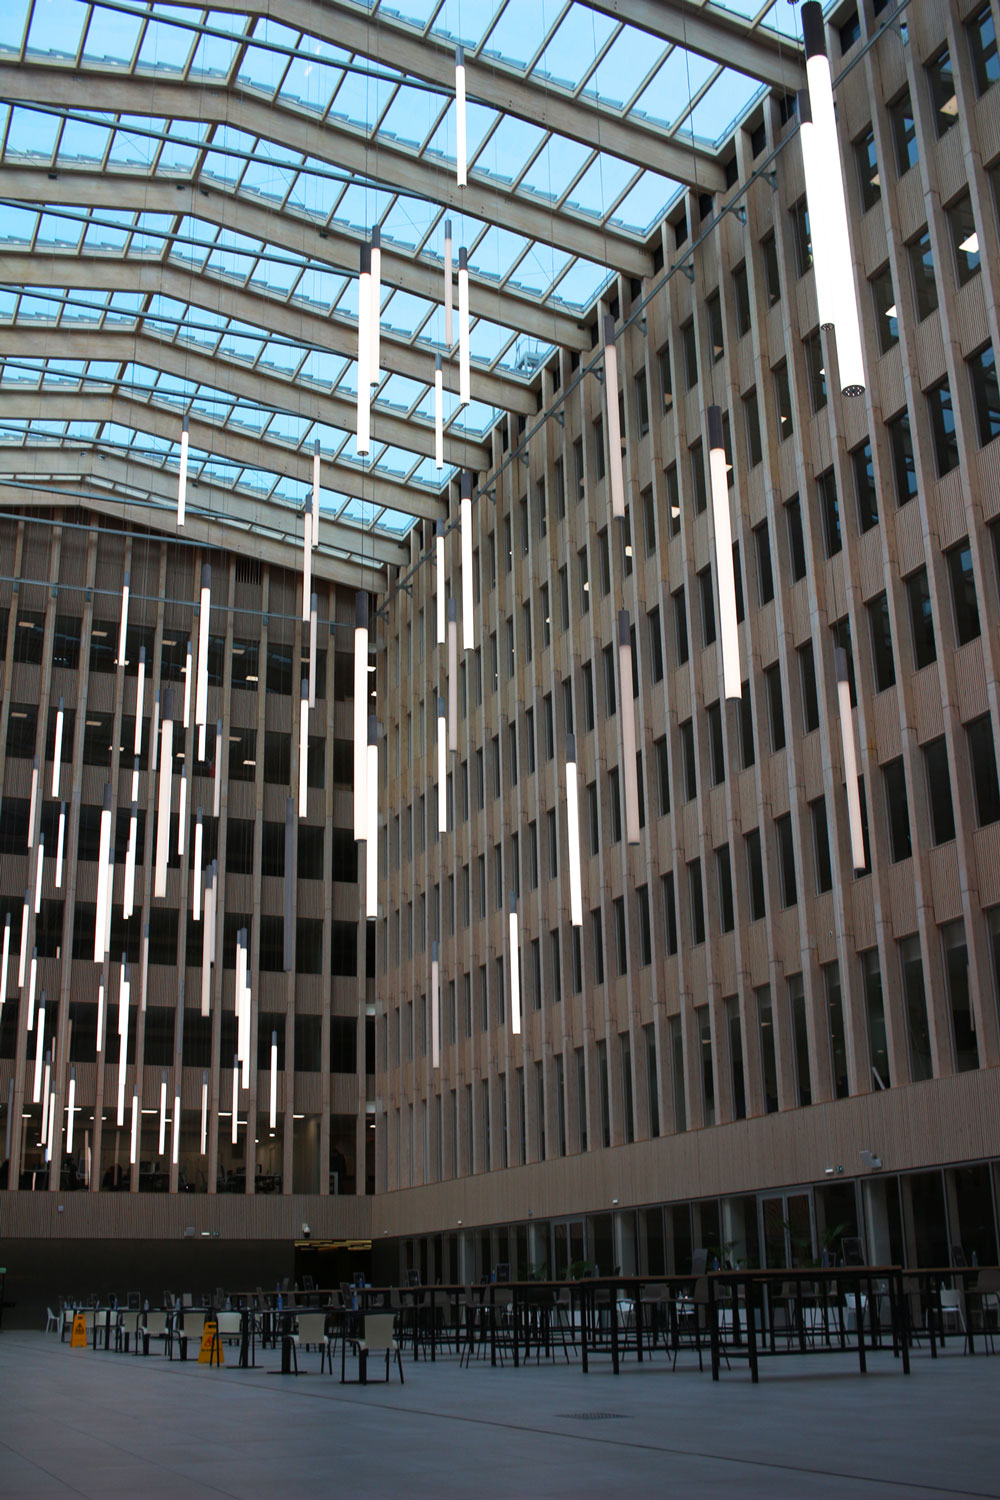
0, 0, 804, 555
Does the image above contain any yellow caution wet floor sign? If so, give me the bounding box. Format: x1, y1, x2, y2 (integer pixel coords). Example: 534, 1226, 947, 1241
198, 1318, 223, 1365
70, 1312, 88, 1348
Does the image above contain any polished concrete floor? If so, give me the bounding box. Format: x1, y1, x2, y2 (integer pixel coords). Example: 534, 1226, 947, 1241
0, 1330, 996, 1498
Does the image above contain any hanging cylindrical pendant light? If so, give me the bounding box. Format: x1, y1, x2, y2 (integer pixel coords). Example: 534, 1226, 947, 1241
431, 940, 440, 1069
52, 697, 64, 798
33, 832, 44, 915
460, 471, 474, 650
302, 512, 312, 624
508, 892, 521, 1036
366, 715, 378, 920
231, 1055, 239, 1146
158, 1069, 167, 1157
200, 1070, 208, 1154
354, 592, 369, 840
123, 800, 138, 920
129, 1087, 139, 1165
565, 734, 583, 928
444, 218, 454, 348
707, 406, 742, 700
447, 599, 458, 753
28, 755, 39, 849
40, 1057, 51, 1143
434, 356, 444, 471
801, 3, 865, 396
298, 678, 309, 818
95, 784, 113, 962
455, 45, 467, 186
103, 842, 113, 959
835, 646, 866, 871
192, 808, 203, 922
357, 243, 372, 454
27, 950, 38, 1030
140, 924, 149, 1013
214, 719, 222, 818
171, 1084, 180, 1167
96, 977, 105, 1054
0, 914, 9, 1022
177, 417, 189, 527
458, 247, 470, 406
312, 438, 321, 546
177, 763, 188, 857
239, 928, 251, 1089
154, 699, 173, 899
201, 863, 214, 1017
182, 639, 192, 731
269, 1030, 278, 1131
117, 569, 130, 668
435, 523, 447, 646
602, 315, 626, 519
66, 1066, 76, 1156
135, 647, 146, 757
370, 225, 382, 385
17, 897, 28, 989
437, 696, 447, 834
32, 1000, 45, 1102
55, 802, 66, 890
195, 563, 210, 740
150, 688, 160, 772
617, 610, 641, 846
309, 592, 318, 711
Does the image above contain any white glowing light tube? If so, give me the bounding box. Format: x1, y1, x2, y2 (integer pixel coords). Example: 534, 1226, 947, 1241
94, 785, 113, 962
27, 950, 37, 1030
28, 756, 38, 849
177, 418, 189, 527
130, 1087, 139, 1165
354, 592, 369, 840
309, 593, 318, 711
40, 1058, 50, 1143
618, 610, 641, 846
434, 356, 444, 471
836, 646, 867, 871
171, 1086, 180, 1166
33, 832, 44, 915
299, 678, 309, 819
231, 1057, 239, 1145
213, 720, 222, 818
123, 801, 138, 920
312, 438, 320, 546
182, 639, 192, 730
444, 218, 453, 348
801, 3, 865, 397
455, 46, 467, 187
192, 809, 203, 922
461, 470, 474, 650
602, 314, 625, 519
435, 523, 446, 645
66, 1068, 76, 1155
356, 242, 372, 454
0, 915, 9, 1022
52, 697, 64, 798
177, 763, 187, 857
431, 941, 440, 1069
154, 710, 173, 898
17, 898, 28, 989
201, 864, 215, 1016
97, 978, 105, 1055
458, 247, 470, 406
140, 924, 149, 1014
707, 406, 742, 701
32, 1001, 45, 1102
200, 1071, 208, 1154
366, 716, 378, 921
302, 512, 312, 625
151, 690, 160, 773
55, 804, 66, 890
158, 1071, 167, 1157
508, 893, 521, 1036
565, 735, 583, 928
269, 1031, 278, 1131
370, 225, 382, 384
448, 599, 458, 754
135, 648, 146, 756
437, 696, 447, 835
118, 569, 130, 667
117, 961, 130, 1127
195, 564, 211, 738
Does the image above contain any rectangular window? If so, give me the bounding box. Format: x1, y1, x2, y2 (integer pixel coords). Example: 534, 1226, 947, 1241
682, 317, 698, 390
943, 919, 978, 1072
906, 566, 937, 669
773, 360, 793, 439
900, 934, 933, 1081
871, 264, 899, 353
791, 196, 812, 275
746, 828, 766, 921
799, 640, 820, 733
761, 231, 780, 305
592, 909, 605, 986
868, 592, 896, 692
757, 986, 779, 1113
948, 191, 981, 286
613, 896, 628, 976
786, 495, 807, 582
648, 606, 664, 683
662, 871, 678, 956
765, 663, 785, 753
968, 714, 1000, 825
888, 409, 918, 505
811, 795, 833, 892
861, 949, 891, 1090
587, 782, 599, 856
717, 844, 734, 933
654, 735, 670, 816
673, 587, 689, 665
608, 768, 621, 844
699, 565, 716, 646
602, 643, 616, 718
739, 680, 755, 769
908, 229, 939, 320
923, 736, 956, 844
582, 661, 595, 732
743, 386, 762, 467
890, 90, 918, 174
854, 126, 881, 211
883, 755, 912, 862
776, 812, 797, 907
707, 290, 724, 364
818, 469, 841, 557
804, 329, 827, 411
658, 342, 673, 412
927, 47, 958, 137
635, 369, 650, 437
970, 343, 1000, 446
707, 700, 725, 786
947, 538, 981, 644
680, 718, 697, 801
788, 973, 811, 1107
733, 260, 751, 336
824, 960, 849, 1099
928, 378, 958, 476
637, 884, 652, 966
969, 3, 999, 95
852, 440, 878, 533
690, 440, 707, 513
754, 520, 774, 605
578, 546, 590, 614
688, 858, 705, 946
665, 463, 680, 536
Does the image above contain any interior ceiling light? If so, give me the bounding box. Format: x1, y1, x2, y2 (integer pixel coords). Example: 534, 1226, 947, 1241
177, 417, 189, 527
835, 646, 867, 872
959, 232, 979, 255
443, 218, 453, 349
437, 695, 447, 835
565, 735, 583, 928
455, 47, 467, 188
707, 406, 742, 700
354, 592, 369, 840
801, 3, 865, 396
431, 940, 440, 1070
434, 356, 444, 472
55, 803, 66, 891
366, 716, 378, 921
508, 893, 521, 1036
436, 521, 446, 645
356, 242, 372, 454
458, 248, 470, 407
617, 611, 641, 846
602, 316, 625, 520
461, 472, 474, 650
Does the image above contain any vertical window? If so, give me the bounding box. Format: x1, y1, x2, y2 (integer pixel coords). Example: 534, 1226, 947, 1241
597, 528, 611, 595
688, 859, 705, 945
927, 47, 958, 136
608, 768, 621, 843
662, 871, 678, 955
707, 290, 724, 363
852, 439, 878, 532
810, 795, 833, 893
654, 736, 670, 816
733, 260, 751, 336
824, 961, 849, 1099
587, 782, 599, 855
969, 343, 1000, 446
658, 342, 673, 412
906, 566, 937, 668
899, 935, 933, 1081
673, 587, 689, 665
871, 265, 899, 353
757, 987, 779, 1113
861, 949, 891, 1090
947, 538, 981, 644
716, 844, 734, 933
788, 973, 812, 1106
786, 494, 807, 581
648, 606, 664, 683
592, 909, 605, 986
573, 437, 584, 501
578, 546, 590, 614
707, 700, 725, 786
645, 1023, 660, 1136
746, 828, 766, 921
968, 714, 1000, 825
868, 591, 896, 691
642, 485, 656, 554
637, 884, 652, 966
776, 813, 797, 907
754, 520, 774, 605
614, 897, 628, 975
635, 369, 650, 437
854, 126, 881, 210
743, 386, 762, 467
923, 736, 956, 844
680, 718, 697, 801
738, 680, 755, 769
665, 463, 680, 536
942, 920, 978, 1073
883, 756, 912, 862
699, 565, 716, 646
947, 192, 981, 285
887, 409, 918, 504
889, 90, 918, 174
798, 640, 820, 733
908, 230, 939, 320
697, 1006, 715, 1126
765, 663, 785, 752
593, 417, 605, 481
690, 440, 707, 513
602, 643, 616, 717
968, 4, 999, 95
791, 196, 812, 275
817, 468, 841, 557
682, 318, 698, 390
554, 458, 565, 518
773, 360, 793, 438
761, 230, 781, 305
669, 1014, 686, 1132
543, 692, 554, 761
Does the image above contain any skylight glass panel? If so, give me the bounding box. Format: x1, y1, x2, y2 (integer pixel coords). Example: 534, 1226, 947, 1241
158, 125, 204, 173
474, 114, 545, 187
0, 0, 29, 54
216, 328, 266, 362
687, 70, 762, 146
298, 349, 344, 387
135, 6, 197, 73
424, 99, 498, 174
759, 0, 803, 41
609, 169, 681, 233
549, 256, 612, 310
26, 0, 86, 59
583, 26, 662, 109
82, 6, 144, 66
380, 288, 434, 339
634, 48, 717, 131
480, 3, 553, 70
518, 137, 592, 204
189, 26, 242, 81
563, 152, 635, 221
505, 241, 571, 295
264, 410, 312, 444
0, 289, 17, 317
453, 397, 496, 436
56, 118, 113, 164
327, 68, 398, 132
240, 154, 299, 203
249, 253, 299, 294
83, 216, 130, 251
377, 373, 426, 412
285, 168, 339, 217
5, 105, 59, 158
258, 339, 303, 375
19, 292, 64, 318
425, 0, 504, 50
291, 266, 346, 310
106, 291, 146, 321
332, 183, 395, 235
379, 195, 438, 249
279, 49, 347, 113
106, 117, 160, 167
0, 205, 38, 242
230, 402, 270, 432
377, 85, 441, 151
533, 6, 617, 91
466, 225, 530, 282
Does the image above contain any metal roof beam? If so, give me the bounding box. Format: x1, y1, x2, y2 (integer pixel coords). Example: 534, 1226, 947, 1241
0, 388, 446, 525
0, 165, 588, 352
585, 0, 804, 94
0, 323, 490, 471
0, 249, 536, 416
0, 63, 654, 276
177, 0, 727, 193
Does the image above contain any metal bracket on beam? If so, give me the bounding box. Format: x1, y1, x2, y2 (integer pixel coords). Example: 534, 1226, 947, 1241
553, 410, 565, 427
728, 204, 747, 225
591, 367, 605, 384
679, 262, 695, 284
764, 169, 778, 191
